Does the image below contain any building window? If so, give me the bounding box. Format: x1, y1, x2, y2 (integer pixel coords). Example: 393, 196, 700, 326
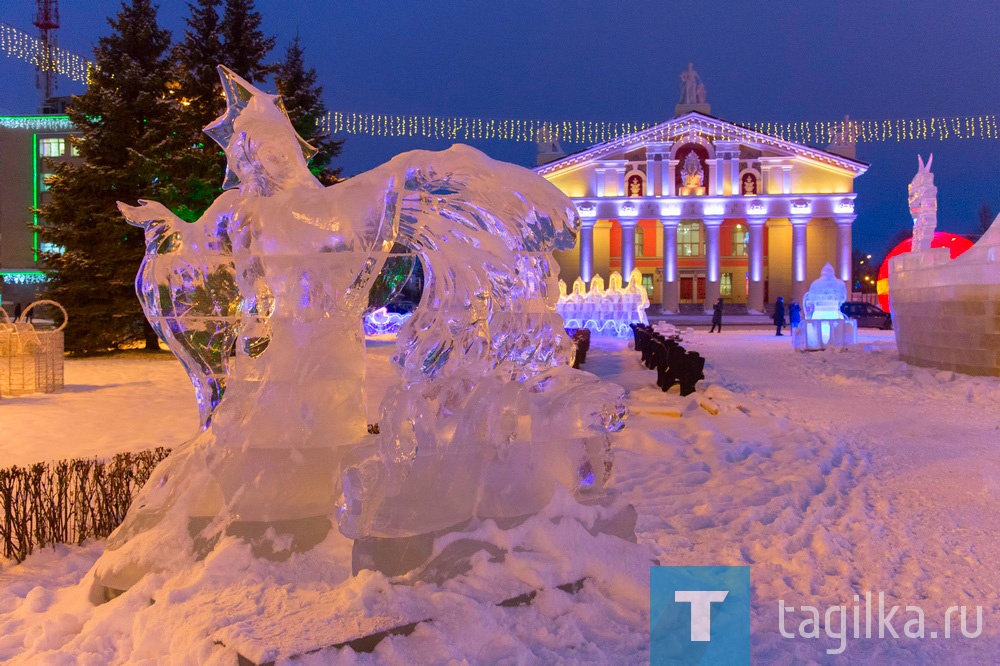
69, 140, 81, 157
721, 272, 733, 297
677, 221, 703, 256
634, 226, 645, 258
641, 274, 654, 293
732, 224, 748, 257
39, 137, 65, 157
39, 173, 55, 192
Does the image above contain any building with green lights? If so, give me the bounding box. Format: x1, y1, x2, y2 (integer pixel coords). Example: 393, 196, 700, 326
0, 115, 81, 313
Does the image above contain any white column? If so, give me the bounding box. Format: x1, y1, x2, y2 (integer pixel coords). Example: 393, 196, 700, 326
645, 155, 657, 196
596, 169, 606, 197
579, 221, 595, 282
618, 169, 626, 197
703, 217, 724, 311
730, 157, 740, 196
708, 159, 722, 196
790, 216, 809, 303
747, 217, 767, 313
782, 165, 792, 194
661, 218, 679, 313
835, 214, 855, 285
667, 160, 679, 196
760, 166, 769, 194
620, 220, 637, 278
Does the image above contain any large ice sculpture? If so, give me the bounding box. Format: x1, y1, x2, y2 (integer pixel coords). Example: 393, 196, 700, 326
793, 263, 856, 351
908, 154, 938, 252
891, 156, 1000, 376
556, 269, 649, 336
92, 66, 627, 597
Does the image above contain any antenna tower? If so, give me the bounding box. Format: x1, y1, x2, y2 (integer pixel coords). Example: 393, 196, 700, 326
33, 0, 60, 111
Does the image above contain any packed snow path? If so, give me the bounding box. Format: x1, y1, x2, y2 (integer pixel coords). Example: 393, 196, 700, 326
1, 333, 999, 663
597, 330, 1000, 662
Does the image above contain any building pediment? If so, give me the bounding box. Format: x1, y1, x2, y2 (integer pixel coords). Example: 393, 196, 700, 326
534, 111, 868, 178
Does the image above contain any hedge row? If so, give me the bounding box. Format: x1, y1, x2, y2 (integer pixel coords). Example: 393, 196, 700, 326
0, 448, 171, 563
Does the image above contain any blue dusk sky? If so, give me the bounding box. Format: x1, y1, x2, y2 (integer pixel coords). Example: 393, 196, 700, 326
2, 0, 998, 259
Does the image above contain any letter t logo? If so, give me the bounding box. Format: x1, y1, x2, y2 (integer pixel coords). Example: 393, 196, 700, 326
674, 590, 729, 641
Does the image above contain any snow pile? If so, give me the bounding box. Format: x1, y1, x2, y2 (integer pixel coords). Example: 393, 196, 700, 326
2, 333, 1000, 662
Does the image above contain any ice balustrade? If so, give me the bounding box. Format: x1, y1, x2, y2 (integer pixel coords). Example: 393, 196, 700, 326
90, 67, 628, 598
556, 268, 649, 337
793, 262, 857, 350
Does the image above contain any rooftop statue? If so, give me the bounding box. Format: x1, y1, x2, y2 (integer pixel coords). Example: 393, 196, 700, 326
679, 62, 704, 105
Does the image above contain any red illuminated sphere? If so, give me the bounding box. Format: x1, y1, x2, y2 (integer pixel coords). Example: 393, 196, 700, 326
876, 232, 975, 311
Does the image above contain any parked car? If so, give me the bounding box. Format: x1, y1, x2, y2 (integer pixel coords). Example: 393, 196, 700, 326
841, 301, 893, 329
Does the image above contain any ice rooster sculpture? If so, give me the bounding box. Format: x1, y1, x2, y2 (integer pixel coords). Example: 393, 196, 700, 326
91, 67, 626, 598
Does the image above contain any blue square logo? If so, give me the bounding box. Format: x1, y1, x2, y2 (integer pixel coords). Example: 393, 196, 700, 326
650, 566, 750, 665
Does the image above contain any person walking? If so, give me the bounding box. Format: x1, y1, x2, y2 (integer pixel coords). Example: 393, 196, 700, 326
13, 302, 22, 323
773, 297, 786, 336
709, 298, 724, 333
789, 301, 802, 335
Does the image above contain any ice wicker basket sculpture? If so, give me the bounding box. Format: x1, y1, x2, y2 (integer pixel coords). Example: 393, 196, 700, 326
90, 67, 628, 599
0, 300, 66, 397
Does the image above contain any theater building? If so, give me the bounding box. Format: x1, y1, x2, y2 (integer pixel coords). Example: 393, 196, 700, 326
535, 77, 868, 313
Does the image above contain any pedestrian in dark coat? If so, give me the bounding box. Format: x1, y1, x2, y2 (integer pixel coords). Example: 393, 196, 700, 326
773, 297, 786, 336
789, 302, 802, 333
13, 302, 22, 322
709, 298, 724, 333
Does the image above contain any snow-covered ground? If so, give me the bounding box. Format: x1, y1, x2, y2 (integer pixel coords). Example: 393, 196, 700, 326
1, 330, 999, 663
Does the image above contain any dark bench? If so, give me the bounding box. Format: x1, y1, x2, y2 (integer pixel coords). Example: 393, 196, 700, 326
631, 324, 705, 396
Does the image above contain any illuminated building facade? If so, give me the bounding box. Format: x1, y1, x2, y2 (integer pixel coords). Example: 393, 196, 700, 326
0, 114, 80, 308
536, 100, 869, 313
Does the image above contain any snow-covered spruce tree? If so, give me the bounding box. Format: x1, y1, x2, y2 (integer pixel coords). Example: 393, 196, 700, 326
163, 0, 228, 223
220, 0, 275, 84
274, 35, 344, 185
39, 0, 173, 353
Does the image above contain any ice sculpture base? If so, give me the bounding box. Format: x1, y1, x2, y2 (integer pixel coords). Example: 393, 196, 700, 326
211, 495, 646, 665
792, 318, 857, 351
890, 229, 1000, 376
352, 495, 637, 579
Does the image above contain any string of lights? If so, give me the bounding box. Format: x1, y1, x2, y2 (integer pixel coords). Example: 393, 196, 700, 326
320, 112, 999, 145
1, 22, 996, 146
0, 22, 94, 84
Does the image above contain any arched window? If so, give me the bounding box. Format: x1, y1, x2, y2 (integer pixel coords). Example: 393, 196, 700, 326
678, 222, 703, 256
634, 226, 645, 258
732, 224, 748, 257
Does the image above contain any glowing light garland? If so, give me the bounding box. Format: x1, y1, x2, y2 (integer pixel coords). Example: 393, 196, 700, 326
0, 270, 47, 285
1, 21, 996, 147
0, 115, 74, 131
0, 22, 94, 84
320, 112, 999, 145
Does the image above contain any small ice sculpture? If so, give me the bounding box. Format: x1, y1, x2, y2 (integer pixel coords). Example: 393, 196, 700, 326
555, 269, 648, 336
362, 307, 412, 336
908, 154, 938, 252
793, 262, 856, 351
93, 66, 627, 597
